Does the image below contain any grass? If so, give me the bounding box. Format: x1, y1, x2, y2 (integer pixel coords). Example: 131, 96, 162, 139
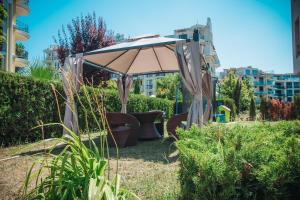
0, 135, 180, 200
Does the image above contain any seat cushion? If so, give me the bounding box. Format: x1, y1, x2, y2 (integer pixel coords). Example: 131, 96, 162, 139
111, 126, 131, 132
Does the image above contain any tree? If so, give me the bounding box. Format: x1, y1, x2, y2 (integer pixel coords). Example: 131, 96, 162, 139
0, 1, 8, 64
219, 71, 254, 113
294, 95, 300, 119
156, 73, 182, 100
233, 79, 241, 115
249, 97, 256, 120
260, 96, 269, 120
53, 12, 115, 86
133, 79, 141, 94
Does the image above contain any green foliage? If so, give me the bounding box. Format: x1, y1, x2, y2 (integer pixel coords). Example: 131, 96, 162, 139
28, 59, 57, 81
78, 88, 174, 130
233, 79, 241, 114
176, 121, 300, 200
219, 71, 254, 112
22, 88, 138, 199
156, 73, 182, 101
0, 71, 174, 145
249, 97, 256, 120
133, 79, 141, 94
294, 94, 300, 118
222, 97, 237, 120
0, 71, 64, 146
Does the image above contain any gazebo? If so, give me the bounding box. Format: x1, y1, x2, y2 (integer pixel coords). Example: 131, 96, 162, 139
62, 32, 213, 134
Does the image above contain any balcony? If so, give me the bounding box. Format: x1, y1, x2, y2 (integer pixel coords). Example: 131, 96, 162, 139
14, 20, 29, 41
14, 49, 28, 68
16, 0, 29, 16
274, 85, 285, 89
254, 91, 267, 95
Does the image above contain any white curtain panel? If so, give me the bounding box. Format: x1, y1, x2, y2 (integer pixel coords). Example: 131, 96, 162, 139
117, 75, 133, 113
62, 55, 83, 135
175, 41, 204, 128
202, 72, 212, 123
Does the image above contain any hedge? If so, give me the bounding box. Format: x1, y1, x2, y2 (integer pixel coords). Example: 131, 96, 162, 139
0, 71, 174, 146
176, 121, 300, 200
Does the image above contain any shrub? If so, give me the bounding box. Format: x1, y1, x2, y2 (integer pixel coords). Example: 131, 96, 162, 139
0, 71, 174, 145
176, 121, 300, 200
0, 71, 64, 146
222, 97, 236, 120
249, 97, 256, 120
260, 96, 297, 121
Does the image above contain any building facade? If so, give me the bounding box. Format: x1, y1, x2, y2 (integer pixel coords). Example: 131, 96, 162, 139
0, 0, 29, 73
292, 0, 300, 74
43, 44, 60, 69
140, 18, 220, 96
219, 66, 300, 103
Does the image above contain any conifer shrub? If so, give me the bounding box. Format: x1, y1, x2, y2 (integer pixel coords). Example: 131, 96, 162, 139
176, 121, 300, 200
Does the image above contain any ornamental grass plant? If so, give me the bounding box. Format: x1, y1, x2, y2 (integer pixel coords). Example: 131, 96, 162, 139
21, 82, 139, 200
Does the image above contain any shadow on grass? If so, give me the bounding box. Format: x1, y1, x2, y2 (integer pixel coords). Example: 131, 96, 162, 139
15, 137, 178, 164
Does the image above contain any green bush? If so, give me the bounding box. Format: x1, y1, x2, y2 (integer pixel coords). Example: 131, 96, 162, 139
77, 88, 174, 131
176, 121, 300, 200
0, 71, 174, 145
0, 71, 64, 146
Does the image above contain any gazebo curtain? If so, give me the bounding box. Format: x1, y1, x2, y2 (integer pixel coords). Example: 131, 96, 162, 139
117, 75, 133, 113
175, 41, 205, 128
62, 55, 83, 135
202, 72, 212, 123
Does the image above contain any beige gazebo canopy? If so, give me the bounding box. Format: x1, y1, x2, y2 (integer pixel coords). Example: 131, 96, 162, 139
83, 34, 183, 75
62, 34, 212, 134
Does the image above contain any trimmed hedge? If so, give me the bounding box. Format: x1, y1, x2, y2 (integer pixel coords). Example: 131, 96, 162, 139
0, 71, 64, 146
0, 71, 174, 146
176, 121, 300, 200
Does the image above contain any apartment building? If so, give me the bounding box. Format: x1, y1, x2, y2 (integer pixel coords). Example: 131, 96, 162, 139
43, 45, 60, 69
219, 66, 300, 103
1, 0, 29, 72
292, 0, 300, 74
140, 18, 220, 96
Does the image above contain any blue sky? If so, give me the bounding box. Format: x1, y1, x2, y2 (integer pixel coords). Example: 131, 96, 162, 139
20, 0, 292, 73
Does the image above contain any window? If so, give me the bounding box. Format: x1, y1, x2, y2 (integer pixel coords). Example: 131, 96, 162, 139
287, 90, 293, 96
253, 70, 257, 76
286, 82, 293, 88
296, 17, 300, 57
259, 86, 263, 91
294, 82, 300, 88
179, 34, 187, 39
245, 70, 251, 75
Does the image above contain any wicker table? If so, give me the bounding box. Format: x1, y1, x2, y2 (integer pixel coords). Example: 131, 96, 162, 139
131, 111, 163, 139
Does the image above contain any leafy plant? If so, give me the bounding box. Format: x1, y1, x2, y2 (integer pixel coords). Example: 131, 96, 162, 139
219, 71, 254, 112
29, 59, 56, 81
156, 73, 182, 100
249, 97, 256, 120
133, 79, 141, 94
21, 83, 139, 199
0, 71, 174, 145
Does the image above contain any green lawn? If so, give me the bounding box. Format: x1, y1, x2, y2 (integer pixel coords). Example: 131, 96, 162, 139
0, 136, 180, 200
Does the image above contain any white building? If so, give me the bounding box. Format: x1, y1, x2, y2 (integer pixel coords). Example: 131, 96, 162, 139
43, 45, 60, 68
140, 18, 220, 96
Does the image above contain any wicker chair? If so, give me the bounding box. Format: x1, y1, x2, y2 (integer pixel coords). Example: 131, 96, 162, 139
166, 112, 188, 139
106, 112, 140, 147
153, 111, 164, 137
